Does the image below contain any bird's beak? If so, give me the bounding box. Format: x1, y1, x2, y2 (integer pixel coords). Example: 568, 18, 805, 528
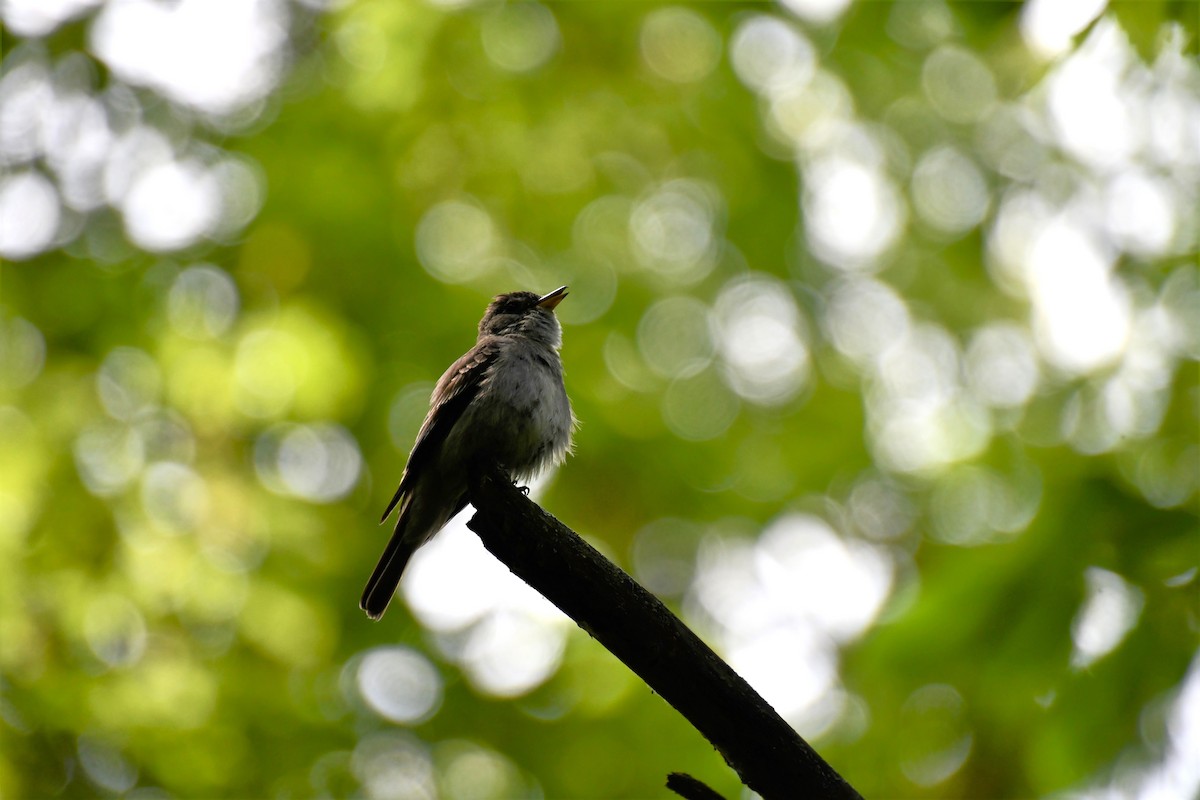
537, 286, 569, 310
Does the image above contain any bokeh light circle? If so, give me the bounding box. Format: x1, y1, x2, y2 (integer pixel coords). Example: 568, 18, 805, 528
357, 646, 443, 725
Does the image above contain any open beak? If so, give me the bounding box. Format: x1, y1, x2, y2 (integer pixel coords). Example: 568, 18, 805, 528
536, 285, 569, 310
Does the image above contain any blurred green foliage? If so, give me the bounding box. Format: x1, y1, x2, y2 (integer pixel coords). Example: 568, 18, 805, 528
1, 1, 1198, 798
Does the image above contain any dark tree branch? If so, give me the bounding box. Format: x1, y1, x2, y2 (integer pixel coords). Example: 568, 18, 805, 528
667, 772, 728, 800
466, 468, 863, 800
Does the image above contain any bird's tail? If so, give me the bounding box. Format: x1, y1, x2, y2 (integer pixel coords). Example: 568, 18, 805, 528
360, 502, 423, 620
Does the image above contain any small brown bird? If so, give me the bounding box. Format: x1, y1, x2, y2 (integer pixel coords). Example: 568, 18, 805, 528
361, 287, 574, 619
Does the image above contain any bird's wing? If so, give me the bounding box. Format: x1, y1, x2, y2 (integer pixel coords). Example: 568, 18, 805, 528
379, 339, 500, 523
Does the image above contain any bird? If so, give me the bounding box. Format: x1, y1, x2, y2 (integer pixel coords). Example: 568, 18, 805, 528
361, 286, 574, 620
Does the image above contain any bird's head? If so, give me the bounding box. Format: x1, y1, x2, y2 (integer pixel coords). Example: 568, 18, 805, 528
478, 286, 568, 345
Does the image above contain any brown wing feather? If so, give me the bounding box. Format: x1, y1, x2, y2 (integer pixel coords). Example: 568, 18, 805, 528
379, 340, 499, 523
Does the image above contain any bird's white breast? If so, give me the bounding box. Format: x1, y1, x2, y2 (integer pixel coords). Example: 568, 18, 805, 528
447, 341, 572, 480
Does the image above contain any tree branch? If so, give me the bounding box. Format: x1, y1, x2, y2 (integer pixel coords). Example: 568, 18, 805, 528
666, 772, 728, 800
466, 468, 863, 800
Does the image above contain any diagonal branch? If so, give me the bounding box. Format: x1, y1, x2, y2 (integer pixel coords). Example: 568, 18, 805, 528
466, 468, 863, 800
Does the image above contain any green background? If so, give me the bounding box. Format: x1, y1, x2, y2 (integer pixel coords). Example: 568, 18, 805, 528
1, 1, 1197, 798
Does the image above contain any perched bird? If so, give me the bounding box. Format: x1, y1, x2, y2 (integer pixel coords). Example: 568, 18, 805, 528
361, 286, 574, 620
